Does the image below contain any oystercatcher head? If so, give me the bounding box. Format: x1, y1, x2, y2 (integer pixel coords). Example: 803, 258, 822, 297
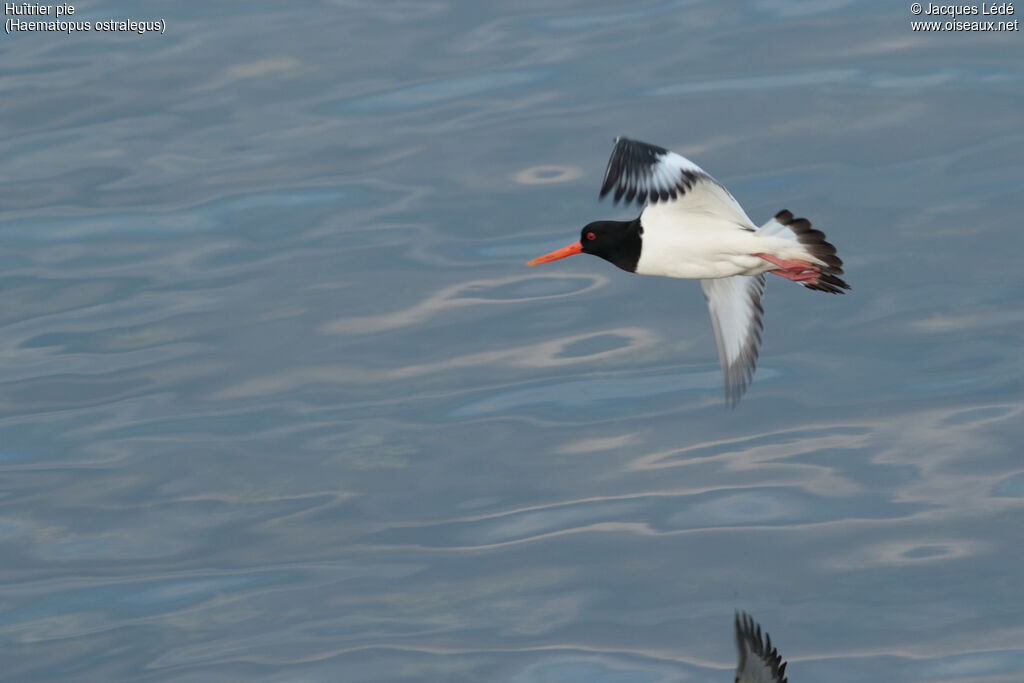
527, 219, 642, 273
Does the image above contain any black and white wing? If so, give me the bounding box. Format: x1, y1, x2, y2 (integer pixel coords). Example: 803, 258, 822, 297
599, 136, 753, 227
735, 612, 789, 683
701, 275, 765, 407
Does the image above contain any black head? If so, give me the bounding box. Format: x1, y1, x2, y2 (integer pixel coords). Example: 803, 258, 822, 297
579, 219, 641, 272
527, 218, 641, 272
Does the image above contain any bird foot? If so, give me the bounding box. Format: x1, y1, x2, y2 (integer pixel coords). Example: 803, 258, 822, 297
753, 253, 820, 281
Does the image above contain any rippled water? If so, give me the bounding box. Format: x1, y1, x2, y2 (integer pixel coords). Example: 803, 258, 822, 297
2, 1, 1022, 681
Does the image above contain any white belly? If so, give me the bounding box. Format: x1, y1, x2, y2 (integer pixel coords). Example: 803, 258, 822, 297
633, 203, 818, 280
636, 224, 770, 279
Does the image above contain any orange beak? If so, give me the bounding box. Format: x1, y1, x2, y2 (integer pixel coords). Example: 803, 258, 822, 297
526, 241, 583, 266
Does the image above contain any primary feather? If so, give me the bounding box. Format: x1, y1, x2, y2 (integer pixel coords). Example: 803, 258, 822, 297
735, 612, 789, 683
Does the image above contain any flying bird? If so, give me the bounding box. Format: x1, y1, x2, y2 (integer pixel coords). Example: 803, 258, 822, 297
527, 137, 849, 406
735, 611, 790, 683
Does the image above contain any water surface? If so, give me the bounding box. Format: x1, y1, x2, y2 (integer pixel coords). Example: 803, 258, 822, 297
1, 1, 1022, 681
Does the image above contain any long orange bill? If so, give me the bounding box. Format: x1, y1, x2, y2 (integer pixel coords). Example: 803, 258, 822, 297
526, 241, 583, 266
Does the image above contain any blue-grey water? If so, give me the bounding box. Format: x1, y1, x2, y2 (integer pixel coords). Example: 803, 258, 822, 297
2, 1, 1022, 681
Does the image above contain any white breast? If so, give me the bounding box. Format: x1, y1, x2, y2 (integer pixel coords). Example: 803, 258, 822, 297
635, 204, 766, 280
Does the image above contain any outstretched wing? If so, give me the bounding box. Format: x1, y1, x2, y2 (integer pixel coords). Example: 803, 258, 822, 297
599, 136, 753, 228
701, 275, 765, 407
735, 612, 789, 683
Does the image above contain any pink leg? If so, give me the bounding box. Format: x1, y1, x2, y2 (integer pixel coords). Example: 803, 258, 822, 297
753, 252, 817, 272
752, 252, 820, 282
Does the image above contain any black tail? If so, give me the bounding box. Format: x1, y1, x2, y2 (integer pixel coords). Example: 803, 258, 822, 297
774, 209, 850, 294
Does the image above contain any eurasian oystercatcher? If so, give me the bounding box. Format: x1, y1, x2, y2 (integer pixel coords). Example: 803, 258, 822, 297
735, 612, 790, 683
527, 137, 849, 406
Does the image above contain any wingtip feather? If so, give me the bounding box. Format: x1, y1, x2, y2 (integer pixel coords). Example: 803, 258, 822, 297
734, 611, 789, 683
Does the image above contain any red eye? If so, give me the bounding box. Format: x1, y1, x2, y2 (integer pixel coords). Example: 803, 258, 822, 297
586, 231, 596, 241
